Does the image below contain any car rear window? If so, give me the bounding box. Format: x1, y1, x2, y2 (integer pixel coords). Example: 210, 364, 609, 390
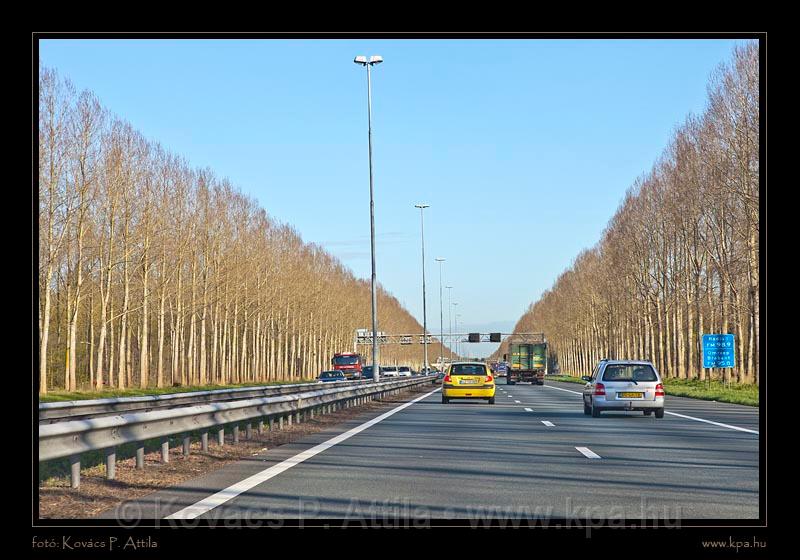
602, 364, 658, 382
450, 364, 487, 376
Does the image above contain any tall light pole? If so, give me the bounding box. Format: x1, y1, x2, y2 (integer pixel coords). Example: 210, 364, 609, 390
354, 54, 383, 382
415, 204, 430, 374
455, 313, 462, 358
446, 287, 453, 363
435, 257, 445, 369
452, 302, 459, 360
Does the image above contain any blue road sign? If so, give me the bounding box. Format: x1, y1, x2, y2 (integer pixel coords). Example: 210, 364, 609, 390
702, 334, 735, 368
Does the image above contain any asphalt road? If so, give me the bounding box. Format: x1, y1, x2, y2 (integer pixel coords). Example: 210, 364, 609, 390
101, 379, 759, 522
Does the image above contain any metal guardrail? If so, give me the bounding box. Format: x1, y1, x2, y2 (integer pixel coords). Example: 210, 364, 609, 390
39, 375, 434, 488
39, 379, 369, 423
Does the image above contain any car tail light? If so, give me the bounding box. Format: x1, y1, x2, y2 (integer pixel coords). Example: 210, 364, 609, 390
594, 383, 606, 396
444, 375, 451, 383
655, 383, 665, 397
485, 374, 493, 383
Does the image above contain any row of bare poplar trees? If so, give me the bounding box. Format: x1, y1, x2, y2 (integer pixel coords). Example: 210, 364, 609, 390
38, 65, 440, 394
495, 42, 760, 384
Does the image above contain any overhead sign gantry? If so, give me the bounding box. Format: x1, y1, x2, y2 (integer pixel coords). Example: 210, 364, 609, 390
354, 329, 545, 346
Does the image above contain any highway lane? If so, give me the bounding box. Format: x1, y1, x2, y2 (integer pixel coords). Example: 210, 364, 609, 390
101, 379, 759, 522
541, 379, 760, 433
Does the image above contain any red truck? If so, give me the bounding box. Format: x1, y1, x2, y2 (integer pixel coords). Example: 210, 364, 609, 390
331, 352, 363, 379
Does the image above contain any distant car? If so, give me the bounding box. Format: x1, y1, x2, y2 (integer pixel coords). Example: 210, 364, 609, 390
441, 362, 496, 404
398, 366, 412, 377
431, 371, 446, 385
582, 360, 665, 418
318, 370, 346, 382
382, 366, 399, 378
362, 365, 383, 380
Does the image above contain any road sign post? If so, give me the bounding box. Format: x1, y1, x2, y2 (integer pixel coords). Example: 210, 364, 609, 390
702, 334, 735, 384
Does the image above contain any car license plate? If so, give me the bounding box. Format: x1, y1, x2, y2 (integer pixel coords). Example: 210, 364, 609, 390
619, 392, 643, 398
461, 379, 477, 384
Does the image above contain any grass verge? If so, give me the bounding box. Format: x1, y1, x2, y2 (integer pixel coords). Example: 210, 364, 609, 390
547, 375, 758, 407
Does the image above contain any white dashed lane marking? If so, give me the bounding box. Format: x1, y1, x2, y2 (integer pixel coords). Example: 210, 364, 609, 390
576, 446, 601, 459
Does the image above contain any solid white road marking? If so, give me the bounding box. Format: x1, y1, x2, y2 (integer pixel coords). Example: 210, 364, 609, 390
542, 384, 582, 396
665, 411, 759, 435
545, 383, 758, 435
576, 446, 601, 459
166, 387, 442, 520
524, 407, 533, 412
541, 421, 555, 427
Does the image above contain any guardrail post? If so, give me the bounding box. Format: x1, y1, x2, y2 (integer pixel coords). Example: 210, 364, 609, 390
310, 408, 315, 420
258, 419, 265, 434
269, 417, 275, 431
105, 448, 116, 480
183, 436, 191, 457
246, 423, 253, 440
279, 416, 284, 430
233, 425, 240, 444
136, 446, 145, 469
70, 454, 80, 488
201, 432, 209, 452
161, 438, 170, 463
296, 411, 301, 424
217, 428, 225, 446
287, 414, 292, 427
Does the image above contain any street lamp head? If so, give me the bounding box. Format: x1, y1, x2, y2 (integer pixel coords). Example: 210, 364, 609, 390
354, 55, 368, 65
435, 257, 445, 262
369, 55, 384, 65
415, 203, 430, 209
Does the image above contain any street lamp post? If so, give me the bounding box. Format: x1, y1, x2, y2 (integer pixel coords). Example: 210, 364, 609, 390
435, 258, 445, 369
354, 54, 383, 382
415, 204, 430, 374
455, 313, 462, 358
446, 287, 453, 363
452, 302, 459, 359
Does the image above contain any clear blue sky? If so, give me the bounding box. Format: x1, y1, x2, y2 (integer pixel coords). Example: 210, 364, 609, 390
39, 38, 745, 357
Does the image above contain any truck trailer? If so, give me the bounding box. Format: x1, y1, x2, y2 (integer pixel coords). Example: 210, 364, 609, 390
503, 334, 547, 385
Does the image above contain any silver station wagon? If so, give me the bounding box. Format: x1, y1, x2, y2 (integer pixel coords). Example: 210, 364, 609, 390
582, 360, 665, 418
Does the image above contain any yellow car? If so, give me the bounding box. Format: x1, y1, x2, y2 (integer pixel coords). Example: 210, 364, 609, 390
441, 361, 496, 404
